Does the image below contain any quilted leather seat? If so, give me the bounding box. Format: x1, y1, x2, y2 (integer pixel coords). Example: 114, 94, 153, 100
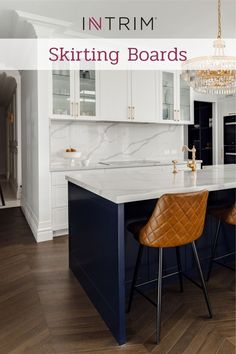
127, 190, 212, 345
207, 202, 236, 281
128, 191, 209, 247
209, 202, 236, 225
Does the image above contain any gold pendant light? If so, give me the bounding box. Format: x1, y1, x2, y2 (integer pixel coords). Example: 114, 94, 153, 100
182, 0, 236, 95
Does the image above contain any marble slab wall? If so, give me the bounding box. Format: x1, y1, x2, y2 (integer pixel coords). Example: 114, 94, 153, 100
50, 121, 184, 164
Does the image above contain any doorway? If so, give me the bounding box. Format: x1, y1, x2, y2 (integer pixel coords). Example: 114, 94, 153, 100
0, 71, 21, 208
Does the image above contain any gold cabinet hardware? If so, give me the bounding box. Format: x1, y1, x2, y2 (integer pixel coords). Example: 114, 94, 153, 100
176, 110, 180, 121
70, 102, 74, 117
172, 160, 178, 174
174, 109, 180, 121
128, 106, 131, 120
131, 106, 135, 120
76, 102, 79, 118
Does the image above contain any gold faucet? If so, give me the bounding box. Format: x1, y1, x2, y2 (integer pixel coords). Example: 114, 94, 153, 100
172, 160, 178, 174
182, 145, 197, 172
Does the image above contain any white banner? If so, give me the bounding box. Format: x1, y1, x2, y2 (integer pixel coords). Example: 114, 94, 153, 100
0, 38, 235, 70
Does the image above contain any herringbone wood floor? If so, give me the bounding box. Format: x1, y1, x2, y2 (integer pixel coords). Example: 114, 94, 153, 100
0, 208, 235, 354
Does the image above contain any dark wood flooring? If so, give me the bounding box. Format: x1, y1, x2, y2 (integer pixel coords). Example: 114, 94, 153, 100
0, 208, 235, 354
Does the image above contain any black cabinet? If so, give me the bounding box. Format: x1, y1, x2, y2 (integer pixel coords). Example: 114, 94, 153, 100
224, 115, 236, 164
188, 101, 213, 166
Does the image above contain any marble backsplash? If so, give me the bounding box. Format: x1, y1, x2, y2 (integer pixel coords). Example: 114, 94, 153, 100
50, 121, 185, 164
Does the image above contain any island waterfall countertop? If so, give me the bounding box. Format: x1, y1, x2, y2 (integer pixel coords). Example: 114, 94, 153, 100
66, 164, 236, 204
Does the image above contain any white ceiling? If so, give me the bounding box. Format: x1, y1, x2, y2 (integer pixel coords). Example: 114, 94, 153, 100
0, 73, 16, 107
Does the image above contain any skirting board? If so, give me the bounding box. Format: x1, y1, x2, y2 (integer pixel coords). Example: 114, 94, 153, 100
53, 228, 68, 237
21, 196, 53, 243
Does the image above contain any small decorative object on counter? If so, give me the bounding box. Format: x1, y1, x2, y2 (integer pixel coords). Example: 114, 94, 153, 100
172, 160, 178, 174
63, 147, 82, 167
66, 147, 77, 153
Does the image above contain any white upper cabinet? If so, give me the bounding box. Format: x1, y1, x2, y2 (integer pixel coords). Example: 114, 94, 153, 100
97, 71, 130, 122
159, 71, 193, 124
179, 73, 194, 124
131, 71, 158, 123
97, 70, 158, 123
50, 69, 193, 124
74, 70, 97, 119
50, 70, 98, 120
51, 70, 74, 119
160, 71, 175, 123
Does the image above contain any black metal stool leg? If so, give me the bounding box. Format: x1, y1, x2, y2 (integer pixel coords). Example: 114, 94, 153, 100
191, 242, 213, 319
176, 247, 184, 292
127, 244, 143, 313
156, 248, 163, 344
207, 220, 221, 281
0, 183, 5, 206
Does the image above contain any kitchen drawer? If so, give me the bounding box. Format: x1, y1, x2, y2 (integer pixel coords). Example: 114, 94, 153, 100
52, 172, 68, 186
52, 207, 68, 231
52, 185, 68, 208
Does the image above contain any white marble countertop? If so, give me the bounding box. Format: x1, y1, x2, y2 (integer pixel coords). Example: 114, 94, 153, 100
51, 160, 202, 172
66, 164, 236, 204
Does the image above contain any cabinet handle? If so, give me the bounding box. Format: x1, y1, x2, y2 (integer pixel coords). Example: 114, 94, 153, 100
176, 110, 179, 121
174, 110, 180, 121
76, 102, 79, 118
128, 106, 131, 120
70, 102, 74, 117
132, 106, 135, 120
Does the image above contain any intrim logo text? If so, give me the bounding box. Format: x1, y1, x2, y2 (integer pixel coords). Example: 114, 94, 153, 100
82, 17, 157, 31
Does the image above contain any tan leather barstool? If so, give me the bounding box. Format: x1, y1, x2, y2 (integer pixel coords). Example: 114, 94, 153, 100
207, 202, 236, 280
127, 190, 212, 344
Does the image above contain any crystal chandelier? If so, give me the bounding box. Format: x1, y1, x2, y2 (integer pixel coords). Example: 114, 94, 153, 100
182, 0, 236, 95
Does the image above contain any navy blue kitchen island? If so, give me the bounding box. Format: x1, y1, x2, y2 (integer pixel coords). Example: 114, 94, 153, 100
67, 165, 236, 345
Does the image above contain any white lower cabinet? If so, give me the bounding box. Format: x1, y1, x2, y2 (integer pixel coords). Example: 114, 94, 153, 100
52, 207, 68, 231
51, 172, 68, 233
52, 185, 67, 208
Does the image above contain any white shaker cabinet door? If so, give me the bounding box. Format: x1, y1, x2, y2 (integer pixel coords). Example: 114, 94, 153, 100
131, 71, 158, 123
97, 71, 131, 122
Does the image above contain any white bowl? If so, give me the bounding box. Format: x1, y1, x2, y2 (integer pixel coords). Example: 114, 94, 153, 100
63, 151, 82, 159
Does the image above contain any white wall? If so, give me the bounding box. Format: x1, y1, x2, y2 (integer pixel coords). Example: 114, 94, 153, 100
0, 106, 6, 176
21, 70, 40, 238
37, 70, 53, 241
21, 70, 53, 243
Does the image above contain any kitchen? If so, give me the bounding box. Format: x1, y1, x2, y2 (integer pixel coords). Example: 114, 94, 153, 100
49, 66, 236, 347
49, 69, 235, 236
0, 1, 235, 353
